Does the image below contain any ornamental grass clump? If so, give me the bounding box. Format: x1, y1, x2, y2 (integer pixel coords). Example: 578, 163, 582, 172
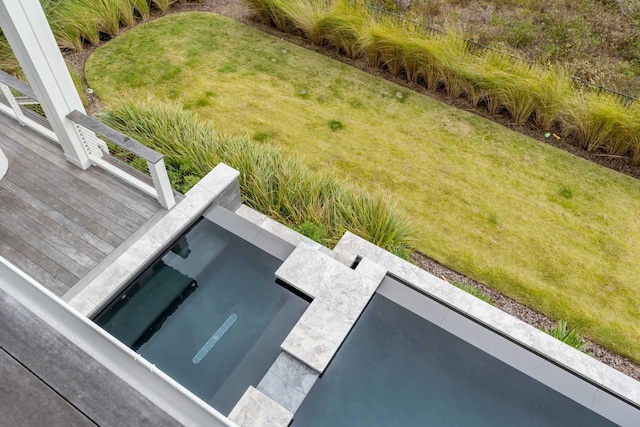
530, 66, 574, 130
242, 0, 640, 165
244, 0, 293, 32
98, 99, 414, 256
563, 91, 629, 153
542, 320, 590, 354
360, 18, 409, 77
428, 30, 473, 98
622, 106, 640, 165
276, 0, 331, 45
317, 0, 365, 59
0, 0, 192, 55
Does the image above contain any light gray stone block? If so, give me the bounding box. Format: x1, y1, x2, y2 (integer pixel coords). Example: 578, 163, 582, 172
196, 163, 239, 195
257, 371, 306, 413
276, 243, 377, 308
145, 209, 191, 244
275, 243, 334, 297
179, 185, 216, 218
76, 262, 131, 306
228, 386, 292, 427
296, 299, 354, 346
268, 353, 318, 395
314, 279, 373, 321
354, 257, 387, 283
115, 234, 162, 273
67, 294, 96, 317
282, 323, 338, 373
325, 250, 353, 266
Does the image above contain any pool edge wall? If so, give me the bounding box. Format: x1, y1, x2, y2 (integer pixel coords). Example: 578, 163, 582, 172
332, 231, 640, 426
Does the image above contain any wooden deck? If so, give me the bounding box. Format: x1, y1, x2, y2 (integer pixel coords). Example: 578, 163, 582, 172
0, 287, 180, 426
0, 112, 162, 296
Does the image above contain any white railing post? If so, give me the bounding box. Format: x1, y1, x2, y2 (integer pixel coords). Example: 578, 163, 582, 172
66, 111, 176, 210
0, 82, 27, 125
147, 158, 176, 209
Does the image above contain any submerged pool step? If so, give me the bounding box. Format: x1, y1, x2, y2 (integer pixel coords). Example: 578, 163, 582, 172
257, 352, 319, 413
275, 243, 386, 373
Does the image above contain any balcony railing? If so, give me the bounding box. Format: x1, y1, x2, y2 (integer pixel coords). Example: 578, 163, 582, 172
0, 69, 175, 209
0, 69, 57, 141
66, 110, 175, 209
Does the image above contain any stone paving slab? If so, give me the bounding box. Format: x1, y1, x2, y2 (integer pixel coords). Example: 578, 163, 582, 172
277, 243, 383, 373
281, 323, 337, 373
257, 353, 319, 414
293, 299, 354, 346
228, 386, 292, 427
275, 243, 376, 301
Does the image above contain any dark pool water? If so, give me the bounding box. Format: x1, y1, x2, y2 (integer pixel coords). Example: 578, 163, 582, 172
94, 219, 308, 415
292, 293, 616, 427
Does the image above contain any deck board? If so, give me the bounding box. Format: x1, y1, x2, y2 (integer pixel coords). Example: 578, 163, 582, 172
0, 288, 180, 426
0, 222, 75, 294
0, 211, 88, 278
0, 349, 96, 427
0, 118, 158, 218
0, 112, 163, 296
7, 159, 138, 238
4, 140, 150, 227
0, 236, 68, 294
0, 191, 107, 263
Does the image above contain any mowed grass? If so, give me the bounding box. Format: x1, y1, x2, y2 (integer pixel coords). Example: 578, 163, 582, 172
86, 12, 640, 362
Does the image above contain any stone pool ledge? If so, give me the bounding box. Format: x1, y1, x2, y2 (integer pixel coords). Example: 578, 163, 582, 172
275, 243, 386, 373
229, 243, 387, 427
333, 231, 640, 416
66, 163, 240, 317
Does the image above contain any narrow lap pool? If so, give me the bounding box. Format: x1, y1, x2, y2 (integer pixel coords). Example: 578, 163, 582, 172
94, 215, 309, 415
292, 277, 622, 426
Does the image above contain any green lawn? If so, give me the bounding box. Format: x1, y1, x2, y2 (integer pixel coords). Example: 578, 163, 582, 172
86, 12, 640, 362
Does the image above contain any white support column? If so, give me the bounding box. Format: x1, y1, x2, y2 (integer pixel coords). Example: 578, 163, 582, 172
0, 0, 91, 169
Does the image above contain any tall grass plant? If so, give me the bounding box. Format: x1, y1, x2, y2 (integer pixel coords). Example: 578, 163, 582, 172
246, 0, 640, 164
99, 99, 414, 256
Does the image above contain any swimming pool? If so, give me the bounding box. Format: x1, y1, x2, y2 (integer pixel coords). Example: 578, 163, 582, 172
94, 212, 309, 416
292, 276, 626, 426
